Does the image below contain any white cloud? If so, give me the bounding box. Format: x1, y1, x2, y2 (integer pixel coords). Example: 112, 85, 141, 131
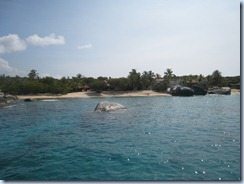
0, 58, 26, 76
26, 33, 65, 46
77, 43, 92, 49
0, 33, 65, 54
0, 34, 27, 54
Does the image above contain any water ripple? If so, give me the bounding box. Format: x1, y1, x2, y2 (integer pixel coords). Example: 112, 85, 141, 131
0, 96, 240, 180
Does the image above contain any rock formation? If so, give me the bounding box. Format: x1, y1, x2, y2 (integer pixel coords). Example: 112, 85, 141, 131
170, 86, 194, 96
208, 87, 231, 95
95, 101, 126, 112
24, 98, 33, 102
191, 85, 207, 96
0, 91, 18, 107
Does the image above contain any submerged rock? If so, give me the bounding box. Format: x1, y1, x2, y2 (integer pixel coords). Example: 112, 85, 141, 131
95, 101, 126, 112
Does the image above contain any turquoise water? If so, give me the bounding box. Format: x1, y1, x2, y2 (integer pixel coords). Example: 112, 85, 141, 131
0, 95, 240, 181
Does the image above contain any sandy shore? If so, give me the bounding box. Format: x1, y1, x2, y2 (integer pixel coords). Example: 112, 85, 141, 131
231, 89, 240, 94
17, 90, 170, 100
17, 89, 240, 100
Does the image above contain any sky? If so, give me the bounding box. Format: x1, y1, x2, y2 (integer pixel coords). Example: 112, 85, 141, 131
0, 0, 240, 78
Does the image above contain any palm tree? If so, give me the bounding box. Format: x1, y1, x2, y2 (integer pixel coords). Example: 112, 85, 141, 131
128, 69, 141, 90
210, 70, 223, 86
77, 73, 83, 79
148, 70, 155, 80
155, 73, 161, 79
28, 69, 39, 80
164, 68, 175, 79
141, 70, 155, 89
163, 68, 176, 88
198, 74, 205, 82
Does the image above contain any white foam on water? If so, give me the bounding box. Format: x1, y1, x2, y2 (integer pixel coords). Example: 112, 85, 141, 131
41, 99, 59, 102
3, 104, 16, 109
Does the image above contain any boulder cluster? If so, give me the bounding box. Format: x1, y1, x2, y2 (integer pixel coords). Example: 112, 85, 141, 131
169, 85, 231, 96
169, 85, 206, 96
208, 87, 231, 95
0, 91, 18, 107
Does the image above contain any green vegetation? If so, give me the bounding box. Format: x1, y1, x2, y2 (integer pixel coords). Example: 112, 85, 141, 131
209, 70, 223, 86
0, 68, 240, 95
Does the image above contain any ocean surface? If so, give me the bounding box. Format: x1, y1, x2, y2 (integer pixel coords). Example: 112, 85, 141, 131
0, 94, 240, 181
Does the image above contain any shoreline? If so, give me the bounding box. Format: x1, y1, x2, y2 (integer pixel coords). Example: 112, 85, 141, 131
17, 90, 171, 100
17, 89, 240, 100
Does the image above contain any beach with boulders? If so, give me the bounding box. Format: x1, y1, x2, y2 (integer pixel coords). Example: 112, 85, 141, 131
16, 88, 239, 101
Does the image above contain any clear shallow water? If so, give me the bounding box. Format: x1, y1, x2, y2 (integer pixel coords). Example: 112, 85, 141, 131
0, 95, 240, 181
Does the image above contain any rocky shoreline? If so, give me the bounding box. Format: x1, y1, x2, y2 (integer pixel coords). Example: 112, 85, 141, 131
17, 89, 240, 100
0, 91, 18, 108
0, 89, 240, 107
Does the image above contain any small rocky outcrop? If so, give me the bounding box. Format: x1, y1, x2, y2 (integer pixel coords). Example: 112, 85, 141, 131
24, 98, 33, 102
0, 91, 18, 107
208, 87, 231, 95
95, 101, 126, 112
171, 86, 194, 96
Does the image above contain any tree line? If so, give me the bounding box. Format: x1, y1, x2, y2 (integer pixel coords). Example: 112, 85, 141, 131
0, 69, 240, 95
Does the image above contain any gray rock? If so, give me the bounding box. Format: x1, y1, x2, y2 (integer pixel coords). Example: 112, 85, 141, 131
5, 94, 18, 101
171, 86, 194, 96
0, 96, 7, 103
0, 93, 18, 107
24, 98, 33, 102
95, 101, 126, 112
208, 87, 231, 95
191, 85, 207, 96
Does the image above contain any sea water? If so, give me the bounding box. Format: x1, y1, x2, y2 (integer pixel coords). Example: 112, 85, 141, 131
0, 95, 240, 181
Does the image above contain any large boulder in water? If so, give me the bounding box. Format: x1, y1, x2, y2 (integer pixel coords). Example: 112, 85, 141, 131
171, 86, 194, 96
95, 101, 126, 112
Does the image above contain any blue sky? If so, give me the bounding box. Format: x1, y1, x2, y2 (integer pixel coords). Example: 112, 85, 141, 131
0, 0, 240, 78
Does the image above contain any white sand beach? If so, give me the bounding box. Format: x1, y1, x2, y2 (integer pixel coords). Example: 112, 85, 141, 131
17, 90, 171, 100
17, 89, 240, 100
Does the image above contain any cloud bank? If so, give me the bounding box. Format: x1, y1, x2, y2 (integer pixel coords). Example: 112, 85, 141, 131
0, 33, 66, 76
77, 43, 92, 49
0, 58, 26, 76
26, 33, 65, 46
0, 33, 65, 55
0, 34, 27, 54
